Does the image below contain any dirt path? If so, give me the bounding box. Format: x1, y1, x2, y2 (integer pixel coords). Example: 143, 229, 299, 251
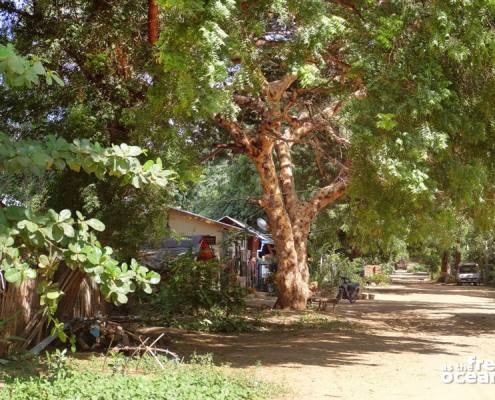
169, 284, 495, 400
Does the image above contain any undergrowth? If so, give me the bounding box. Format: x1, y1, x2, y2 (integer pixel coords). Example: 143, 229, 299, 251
0, 352, 271, 400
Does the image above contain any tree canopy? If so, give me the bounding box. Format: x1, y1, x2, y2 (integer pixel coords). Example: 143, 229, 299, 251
153, 0, 495, 307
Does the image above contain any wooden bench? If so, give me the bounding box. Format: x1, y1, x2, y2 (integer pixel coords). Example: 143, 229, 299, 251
307, 296, 339, 312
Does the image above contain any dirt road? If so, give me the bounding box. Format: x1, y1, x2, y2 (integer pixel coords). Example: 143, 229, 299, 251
170, 284, 495, 400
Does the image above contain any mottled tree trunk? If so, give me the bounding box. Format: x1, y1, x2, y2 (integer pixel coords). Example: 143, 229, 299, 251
216, 74, 349, 309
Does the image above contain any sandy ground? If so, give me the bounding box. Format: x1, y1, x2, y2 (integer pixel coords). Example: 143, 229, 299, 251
169, 283, 495, 400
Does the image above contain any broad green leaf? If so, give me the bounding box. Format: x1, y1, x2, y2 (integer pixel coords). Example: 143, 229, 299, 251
38, 254, 50, 268
86, 218, 105, 232
59, 209, 71, 221
24, 268, 37, 279
51, 73, 64, 86
46, 291, 62, 300
116, 292, 128, 304
4, 269, 22, 284
60, 223, 75, 238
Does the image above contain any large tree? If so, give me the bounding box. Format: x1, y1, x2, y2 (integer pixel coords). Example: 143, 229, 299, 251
0, 0, 199, 257
156, 1, 495, 308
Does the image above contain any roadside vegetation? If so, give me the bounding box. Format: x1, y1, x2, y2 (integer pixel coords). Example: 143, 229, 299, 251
0, 352, 271, 400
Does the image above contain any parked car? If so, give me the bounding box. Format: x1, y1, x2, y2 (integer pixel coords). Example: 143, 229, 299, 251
456, 262, 481, 285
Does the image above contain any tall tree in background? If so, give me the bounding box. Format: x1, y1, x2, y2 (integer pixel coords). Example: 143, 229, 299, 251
157, 1, 495, 308
0, 0, 198, 257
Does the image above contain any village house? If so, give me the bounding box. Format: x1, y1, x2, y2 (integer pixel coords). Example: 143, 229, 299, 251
140, 208, 276, 290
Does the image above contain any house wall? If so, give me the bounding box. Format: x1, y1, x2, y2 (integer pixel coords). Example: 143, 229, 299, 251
168, 210, 229, 258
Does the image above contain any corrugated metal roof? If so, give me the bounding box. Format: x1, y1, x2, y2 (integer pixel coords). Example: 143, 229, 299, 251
169, 207, 243, 231
217, 215, 274, 244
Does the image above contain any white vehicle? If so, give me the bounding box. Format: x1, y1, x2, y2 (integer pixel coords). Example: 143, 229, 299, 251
456, 263, 481, 286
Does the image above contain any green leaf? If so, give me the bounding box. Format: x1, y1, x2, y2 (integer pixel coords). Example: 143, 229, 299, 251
116, 293, 128, 304
149, 273, 161, 285
4, 269, 22, 284
17, 220, 38, 233
7, 55, 25, 74
0, 46, 11, 59
24, 268, 37, 279
46, 291, 61, 300
60, 223, 75, 238
51, 73, 64, 86
143, 285, 153, 294
143, 160, 154, 172
31, 61, 45, 75
38, 254, 50, 268
86, 219, 105, 232
59, 209, 71, 221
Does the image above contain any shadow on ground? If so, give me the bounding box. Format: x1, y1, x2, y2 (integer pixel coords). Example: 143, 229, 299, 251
168, 325, 458, 369
367, 283, 495, 299
166, 283, 495, 368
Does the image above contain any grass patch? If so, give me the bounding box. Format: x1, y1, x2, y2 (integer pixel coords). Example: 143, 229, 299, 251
291, 314, 358, 331
0, 353, 271, 400
141, 307, 359, 334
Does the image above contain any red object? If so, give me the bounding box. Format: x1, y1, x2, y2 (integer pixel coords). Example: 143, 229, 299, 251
197, 239, 215, 261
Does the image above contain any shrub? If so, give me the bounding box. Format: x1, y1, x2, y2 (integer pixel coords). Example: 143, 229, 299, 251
309, 252, 363, 293
364, 273, 391, 285
152, 254, 245, 316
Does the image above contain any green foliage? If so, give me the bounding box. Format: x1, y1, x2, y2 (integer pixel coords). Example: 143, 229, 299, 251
0, 46, 165, 342
0, 134, 172, 188
182, 155, 263, 222
0, 356, 269, 400
0, 44, 63, 88
292, 314, 357, 331
157, 0, 495, 261
309, 252, 362, 292
0, 1, 197, 259
364, 273, 390, 285
0, 205, 160, 306
152, 254, 245, 316
170, 306, 258, 333
44, 349, 72, 381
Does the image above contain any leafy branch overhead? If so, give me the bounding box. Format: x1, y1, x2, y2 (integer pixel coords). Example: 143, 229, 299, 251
0, 44, 169, 338
0, 43, 64, 87
0, 134, 174, 189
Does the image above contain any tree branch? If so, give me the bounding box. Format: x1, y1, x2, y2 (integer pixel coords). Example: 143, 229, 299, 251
215, 115, 256, 156
233, 94, 265, 112
264, 74, 297, 102
275, 138, 300, 223
199, 143, 245, 162
148, 0, 159, 45
304, 169, 349, 221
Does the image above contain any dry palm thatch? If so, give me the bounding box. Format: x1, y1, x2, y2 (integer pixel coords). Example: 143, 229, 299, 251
0, 266, 108, 356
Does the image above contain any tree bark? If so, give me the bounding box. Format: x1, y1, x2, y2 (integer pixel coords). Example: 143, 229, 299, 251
217, 75, 350, 309
441, 250, 450, 279
252, 138, 310, 309
148, 0, 159, 45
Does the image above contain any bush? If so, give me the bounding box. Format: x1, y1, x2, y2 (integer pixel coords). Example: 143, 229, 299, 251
364, 273, 391, 285
407, 263, 430, 273
152, 254, 245, 316
379, 262, 394, 276
309, 252, 363, 293
169, 306, 259, 333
